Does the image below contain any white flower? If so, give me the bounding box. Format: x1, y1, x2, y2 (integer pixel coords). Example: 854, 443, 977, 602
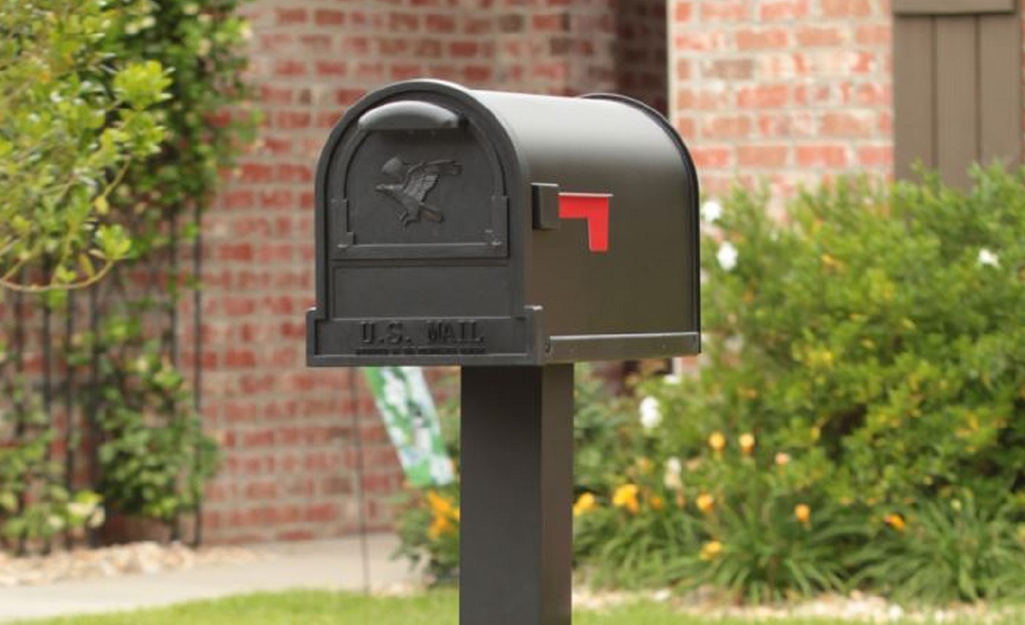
701, 200, 723, 223
717, 242, 738, 271
662, 373, 682, 385
639, 396, 662, 430
978, 248, 1000, 268
664, 457, 683, 490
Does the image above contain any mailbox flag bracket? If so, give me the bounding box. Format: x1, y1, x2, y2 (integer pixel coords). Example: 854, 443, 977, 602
558, 192, 611, 253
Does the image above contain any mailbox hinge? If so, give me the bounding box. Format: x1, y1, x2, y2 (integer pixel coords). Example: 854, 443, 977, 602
331, 198, 355, 257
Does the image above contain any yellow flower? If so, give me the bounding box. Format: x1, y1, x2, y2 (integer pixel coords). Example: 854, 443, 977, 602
739, 433, 755, 456
699, 540, 723, 561
708, 431, 726, 453
884, 513, 906, 533
649, 495, 665, 511
428, 514, 454, 540
426, 491, 453, 517
573, 492, 598, 517
775, 452, 791, 467
696, 492, 715, 514
795, 503, 811, 526
613, 484, 640, 514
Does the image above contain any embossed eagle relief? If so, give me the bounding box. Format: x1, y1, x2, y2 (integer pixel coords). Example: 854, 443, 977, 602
375, 157, 462, 226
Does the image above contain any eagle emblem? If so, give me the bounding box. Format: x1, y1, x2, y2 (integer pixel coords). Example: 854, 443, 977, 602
374, 157, 461, 226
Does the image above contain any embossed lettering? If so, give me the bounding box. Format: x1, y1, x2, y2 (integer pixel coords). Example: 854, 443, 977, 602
361, 321, 376, 344
386, 322, 406, 345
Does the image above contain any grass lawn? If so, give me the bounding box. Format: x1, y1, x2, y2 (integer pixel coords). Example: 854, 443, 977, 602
20, 590, 1021, 625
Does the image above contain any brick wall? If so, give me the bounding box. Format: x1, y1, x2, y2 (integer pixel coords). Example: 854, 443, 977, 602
617, 0, 669, 113
196, 0, 659, 544
670, 0, 894, 202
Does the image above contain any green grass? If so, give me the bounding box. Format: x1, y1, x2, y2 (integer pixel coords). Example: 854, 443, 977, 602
19, 590, 1022, 624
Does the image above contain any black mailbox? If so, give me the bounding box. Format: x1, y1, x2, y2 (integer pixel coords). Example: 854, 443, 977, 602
306, 79, 699, 366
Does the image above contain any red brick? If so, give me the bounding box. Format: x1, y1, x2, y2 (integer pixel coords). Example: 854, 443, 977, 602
738, 85, 789, 109
277, 164, 312, 184
796, 25, 847, 47
223, 189, 254, 210
260, 86, 293, 105
796, 145, 848, 168
273, 59, 306, 78
701, 1, 748, 21
426, 14, 456, 33
464, 65, 494, 84
675, 59, 691, 80
675, 116, 696, 137
276, 111, 311, 129
674, 1, 693, 22
691, 146, 734, 168
245, 481, 280, 499
857, 145, 894, 168
226, 349, 259, 370
314, 61, 346, 77
239, 163, 273, 184
702, 58, 755, 80
466, 16, 491, 35
738, 145, 790, 167
449, 41, 480, 57
389, 12, 419, 31
820, 111, 877, 137
341, 37, 370, 55
736, 28, 790, 51
856, 23, 891, 46
276, 8, 307, 25
313, 9, 345, 26
532, 13, 569, 31
702, 115, 752, 139
821, 0, 872, 17
759, 0, 810, 20
306, 504, 339, 523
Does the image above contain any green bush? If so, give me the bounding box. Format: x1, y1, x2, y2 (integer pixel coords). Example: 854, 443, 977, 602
395, 167, 1025, 604
638, 165, 1025, 601
0, 0, 251, 550
0, 0, 166, 294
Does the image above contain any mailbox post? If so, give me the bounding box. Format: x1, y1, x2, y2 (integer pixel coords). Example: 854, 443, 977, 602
307, 80, 700, 625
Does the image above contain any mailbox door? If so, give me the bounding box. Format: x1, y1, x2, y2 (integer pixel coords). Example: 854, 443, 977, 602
309, 86, 540, 366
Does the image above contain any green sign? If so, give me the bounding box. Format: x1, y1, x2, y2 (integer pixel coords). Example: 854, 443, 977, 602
363, 366, 455, 488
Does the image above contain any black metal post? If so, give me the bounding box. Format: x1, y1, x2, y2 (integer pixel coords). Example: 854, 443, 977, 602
460, 365, 573, 625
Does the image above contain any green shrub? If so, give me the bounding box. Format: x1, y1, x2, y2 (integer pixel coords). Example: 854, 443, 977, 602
0, 0, 166, 294
395, 167, 1025, 603
0, 0, 251, 549
640, 165, 1025, 601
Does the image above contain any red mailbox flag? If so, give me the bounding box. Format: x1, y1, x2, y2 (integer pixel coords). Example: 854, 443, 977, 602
558, 193, 612, 253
